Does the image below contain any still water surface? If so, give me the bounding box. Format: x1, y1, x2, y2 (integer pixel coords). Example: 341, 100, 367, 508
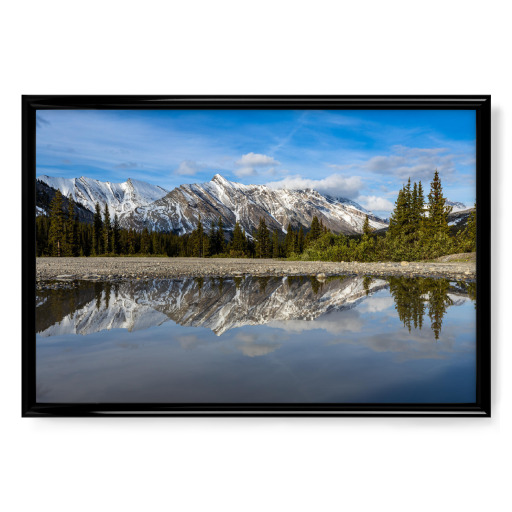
36, 275, 476, 403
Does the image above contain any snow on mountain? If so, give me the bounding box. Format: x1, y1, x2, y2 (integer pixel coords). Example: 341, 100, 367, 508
37, 276, 475, 339
123, 174, 389, 235
37, 175, 169, 222
37, 276, 389, 338
446, 200, 469, 213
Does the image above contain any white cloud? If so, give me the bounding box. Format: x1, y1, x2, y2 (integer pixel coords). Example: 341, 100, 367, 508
359, 296, 395, 313
357, 195, 395, 212
364, 145, 458, 182
175, 160, 201, 176
234, 153, 280, 178
233, 332, 282, 357
236, 152, 279, 167
234, 166, 258, 178
266, 173, 362, 199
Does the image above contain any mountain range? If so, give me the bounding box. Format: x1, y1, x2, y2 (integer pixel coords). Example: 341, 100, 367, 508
36, 174, 471, 236
36, 276, 472, 338
37, 174, 389, 236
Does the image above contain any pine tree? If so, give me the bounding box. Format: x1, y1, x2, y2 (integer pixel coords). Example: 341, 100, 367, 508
190, 217, 204, 257
64, 195, 78, 256
298, 226, 305, 253
284, 223, 294, 256
456, 204, 476, 253
112, 213, 121, 254
309, 216, 321, 242
141, 228, 151, 254
255, 217, 270, 258
103, 204, 111, 254
425, 170, 452, 258
92, 202, 103, 255
272, 230, 280, 258
202, 231, 211, 257
362, 215, 372, 236
216, 216, 226, 254
231, 221, 247, 255
48, 190, 65, 257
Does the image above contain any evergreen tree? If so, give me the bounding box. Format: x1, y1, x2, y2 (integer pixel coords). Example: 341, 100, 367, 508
272, 230, 280, 258
112, 213, 121, 254
202, 231, 211, 257
65, 195, 78, 256
362, 215, 372, 236
298, 226, 305, 253
425, 170, 452, 258
284, 223, 295, 256
48, 190, 65, 257
216, 216, 226, 254
190, 217, 204, 257
92, 202, 103, 255
255, 217, 270, 258
141, 228, 151, 254
309, 216, 321, 243
209, 225, 218, 255
456, 205, 476, 253
231, 221, 247, 255
103, 203, 111, 254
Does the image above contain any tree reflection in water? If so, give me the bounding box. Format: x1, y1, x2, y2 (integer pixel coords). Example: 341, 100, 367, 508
36, 275, 475, 339
388, 277, 475, 340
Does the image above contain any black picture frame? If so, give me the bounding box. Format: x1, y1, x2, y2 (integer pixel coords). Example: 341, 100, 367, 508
22, 95, 491, 417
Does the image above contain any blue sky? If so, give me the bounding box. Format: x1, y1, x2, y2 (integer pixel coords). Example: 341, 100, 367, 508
36, 109, 476, 217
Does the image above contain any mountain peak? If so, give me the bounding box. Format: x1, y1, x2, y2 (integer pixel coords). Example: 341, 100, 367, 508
211, 174, 231, 186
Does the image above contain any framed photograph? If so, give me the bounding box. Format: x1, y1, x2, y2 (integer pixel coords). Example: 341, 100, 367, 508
22, 96, 490, 416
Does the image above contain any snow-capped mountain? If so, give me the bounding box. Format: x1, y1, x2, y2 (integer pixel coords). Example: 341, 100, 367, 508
37, 173, 388, 235
36, 276, 474, 338
37, 175, 169, 222
37, 276, 388, 337
446, 200, 469, 213
123, 174, 389, 235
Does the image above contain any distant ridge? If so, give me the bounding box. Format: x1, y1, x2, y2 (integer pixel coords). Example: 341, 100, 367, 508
37, 173, 390, 235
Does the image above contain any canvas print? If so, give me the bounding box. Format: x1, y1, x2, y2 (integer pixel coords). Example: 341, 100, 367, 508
34, 108, 478, 405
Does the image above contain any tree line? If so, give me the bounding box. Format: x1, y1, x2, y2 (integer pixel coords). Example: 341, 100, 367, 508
297, 170, 476, 262
36, 170, 476, 261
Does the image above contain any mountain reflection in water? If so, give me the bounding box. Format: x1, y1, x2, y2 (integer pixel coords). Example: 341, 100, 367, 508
36, 275, 474, 339
36, 275, 476, 404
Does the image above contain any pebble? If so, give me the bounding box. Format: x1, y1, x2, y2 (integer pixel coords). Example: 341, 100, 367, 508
35, 256, 476, 283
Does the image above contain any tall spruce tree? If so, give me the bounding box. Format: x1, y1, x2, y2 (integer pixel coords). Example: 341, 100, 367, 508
427, 170, 451, 234
103, 203, 111, 254
216, 216, 226, 254
255, 217, 270, 258
425, 170, 452, 258
48, 190, 65, 257
298, 226, 305, 253
284, 223, 294, 256
65, 195, 78, 256
309, 216, 321, 243
272, 230, 280, 258
231, 221, 247, 255
112, 213, 120, 254
92, 202, 103, 255
362, 215, 372, 236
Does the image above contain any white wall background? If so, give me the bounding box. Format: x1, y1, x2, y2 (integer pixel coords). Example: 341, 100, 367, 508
1, 1, 509, 511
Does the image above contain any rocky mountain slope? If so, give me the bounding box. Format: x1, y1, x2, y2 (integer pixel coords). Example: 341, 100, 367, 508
37, 174, 388, 235
37, 276, 388, 337
36, 275, 473, 338
37, 175, 169, 222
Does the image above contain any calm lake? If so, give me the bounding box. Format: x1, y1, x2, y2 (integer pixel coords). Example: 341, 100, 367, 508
36, 275, 476, 404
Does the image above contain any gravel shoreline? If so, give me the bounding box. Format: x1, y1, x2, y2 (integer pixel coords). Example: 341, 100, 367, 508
36, 256, 476, 283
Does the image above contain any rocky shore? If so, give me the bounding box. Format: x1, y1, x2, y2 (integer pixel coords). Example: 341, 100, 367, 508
36, 256, 476, 284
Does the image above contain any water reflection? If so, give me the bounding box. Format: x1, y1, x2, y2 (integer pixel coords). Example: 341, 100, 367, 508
36, 275, 474, 339
36, 275, 476, 404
